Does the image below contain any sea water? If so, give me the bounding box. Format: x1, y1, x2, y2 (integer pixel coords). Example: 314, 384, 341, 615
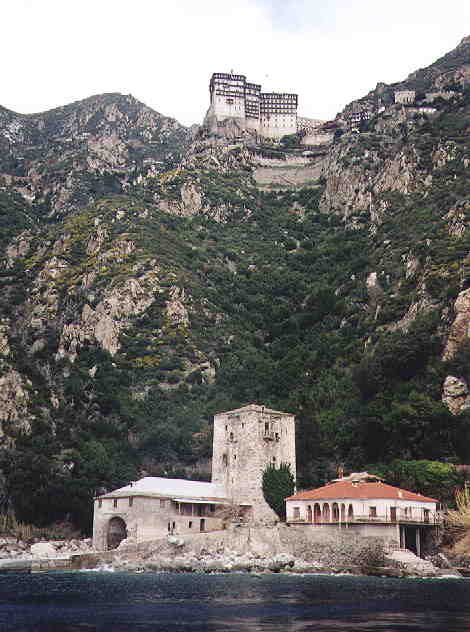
1, 571, 469, 631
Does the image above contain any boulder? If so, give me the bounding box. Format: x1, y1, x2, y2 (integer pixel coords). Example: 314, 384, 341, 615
30, 542, 57, 558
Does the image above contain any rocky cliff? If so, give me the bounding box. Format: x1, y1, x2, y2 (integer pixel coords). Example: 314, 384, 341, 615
0, 39, 469, 531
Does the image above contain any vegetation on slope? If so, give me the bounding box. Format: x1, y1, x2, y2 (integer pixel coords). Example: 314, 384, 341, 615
0, 49, 469, 531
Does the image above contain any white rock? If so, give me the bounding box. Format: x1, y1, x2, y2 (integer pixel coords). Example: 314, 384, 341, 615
30, 542, 57, 558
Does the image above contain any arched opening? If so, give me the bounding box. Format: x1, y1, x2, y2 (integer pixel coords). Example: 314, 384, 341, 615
322, 503, 330, 522
347, 504, 354, 521
314, 503, 321, 523
340, 504, 346, 522
307, 505, 312, 522
107, 517, 127, 550
332, 503, 339, 522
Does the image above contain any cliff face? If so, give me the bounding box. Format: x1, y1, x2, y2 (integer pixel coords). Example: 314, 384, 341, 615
0, 40, 469, 531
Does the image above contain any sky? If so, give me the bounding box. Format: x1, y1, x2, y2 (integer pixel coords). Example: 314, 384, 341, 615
2, 0, 469, 125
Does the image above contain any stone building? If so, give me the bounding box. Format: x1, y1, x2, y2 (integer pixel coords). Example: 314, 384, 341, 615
394, 90, 416, 105
286, 472, 441, 556
207, 72, 298, 139
93, 404, 296, 550
212, 404, 296, 521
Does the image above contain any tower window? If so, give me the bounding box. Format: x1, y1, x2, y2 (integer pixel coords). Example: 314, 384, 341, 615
113, 499, 118, 508
222, 454, 228, 466
229, 432, 234, 442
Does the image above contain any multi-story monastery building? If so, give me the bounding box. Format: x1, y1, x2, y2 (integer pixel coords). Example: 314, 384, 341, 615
206, 72, 298, 139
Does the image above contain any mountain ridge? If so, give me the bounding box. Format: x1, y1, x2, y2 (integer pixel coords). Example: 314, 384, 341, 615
0, 37, 469, 531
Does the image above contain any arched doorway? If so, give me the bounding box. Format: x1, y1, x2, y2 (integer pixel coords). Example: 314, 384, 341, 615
107, 517, 127, 550
347, 504, 354, 521
332, 503, 339, 522
307, 505, 313, 522
340, 504, 346, 522
322, 503, 330, 522
314, 503, 321, 523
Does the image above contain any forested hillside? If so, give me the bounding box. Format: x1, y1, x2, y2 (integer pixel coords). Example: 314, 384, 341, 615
0, 38, 469, 531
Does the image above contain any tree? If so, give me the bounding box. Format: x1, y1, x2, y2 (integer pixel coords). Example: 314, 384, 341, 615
262, 462, 295, 520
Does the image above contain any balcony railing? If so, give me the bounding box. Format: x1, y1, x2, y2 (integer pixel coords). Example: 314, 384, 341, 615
289, 513, 442, 526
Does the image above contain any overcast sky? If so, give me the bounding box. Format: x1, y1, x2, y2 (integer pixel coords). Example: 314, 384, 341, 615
2, 0, 469, 125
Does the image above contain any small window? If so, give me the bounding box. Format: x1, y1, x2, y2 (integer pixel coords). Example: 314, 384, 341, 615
369, 506, 377, 517
272, 456, 276, 463
229, 432, 234, 442
189, 521, 192, 528
160, 499, 166, 508
222, 454, 228, 466
233, 454, 237, 460
113, 498, 118, 508
293, 507, 300, 519
98, 499, 102, 508
129, 497, 133, 507
172, 521, 176, 530
275, 433, 280, 442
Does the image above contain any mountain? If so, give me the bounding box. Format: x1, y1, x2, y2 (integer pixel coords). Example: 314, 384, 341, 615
0, 39, 469, 531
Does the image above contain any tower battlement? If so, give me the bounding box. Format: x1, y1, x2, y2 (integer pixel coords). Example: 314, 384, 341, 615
207, 72, 298, 139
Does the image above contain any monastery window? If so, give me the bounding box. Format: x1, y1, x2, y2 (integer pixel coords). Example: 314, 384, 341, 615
189, 521, 192, 528
222, 454, 228, 467
129, 497, 133, 508
272, 456, 276, 464
293, 507, 300, 519
229, 432, 234, 442
369, 506, 377, 518
160, 499, 167, 508
113, 499, 118, 508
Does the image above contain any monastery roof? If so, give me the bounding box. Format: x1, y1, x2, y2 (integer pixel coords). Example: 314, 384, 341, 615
286, 480, 437, 503
98, 477, 228, 502
217, 403, 293, 416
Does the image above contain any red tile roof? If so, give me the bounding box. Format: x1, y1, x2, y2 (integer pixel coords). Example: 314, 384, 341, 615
286, 480, 437, 503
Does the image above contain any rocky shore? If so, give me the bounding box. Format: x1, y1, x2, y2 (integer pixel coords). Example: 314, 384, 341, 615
0, 526, 461, 578
77, 525, 461, 578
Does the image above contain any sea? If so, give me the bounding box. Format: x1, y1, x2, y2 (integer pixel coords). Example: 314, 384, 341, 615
1, 571, 470, 632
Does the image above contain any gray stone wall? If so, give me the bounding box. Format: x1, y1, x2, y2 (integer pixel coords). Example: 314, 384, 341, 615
92, 496, 224, 551
212, 405, 296, 522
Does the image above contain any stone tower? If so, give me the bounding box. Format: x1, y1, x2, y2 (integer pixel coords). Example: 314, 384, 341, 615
211, 404, 296, 521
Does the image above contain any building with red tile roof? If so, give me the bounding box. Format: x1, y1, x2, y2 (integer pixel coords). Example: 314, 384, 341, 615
285, 473, 441, 556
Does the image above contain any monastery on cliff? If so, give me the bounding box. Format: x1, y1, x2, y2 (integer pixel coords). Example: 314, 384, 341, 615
204, 72, 298, 139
